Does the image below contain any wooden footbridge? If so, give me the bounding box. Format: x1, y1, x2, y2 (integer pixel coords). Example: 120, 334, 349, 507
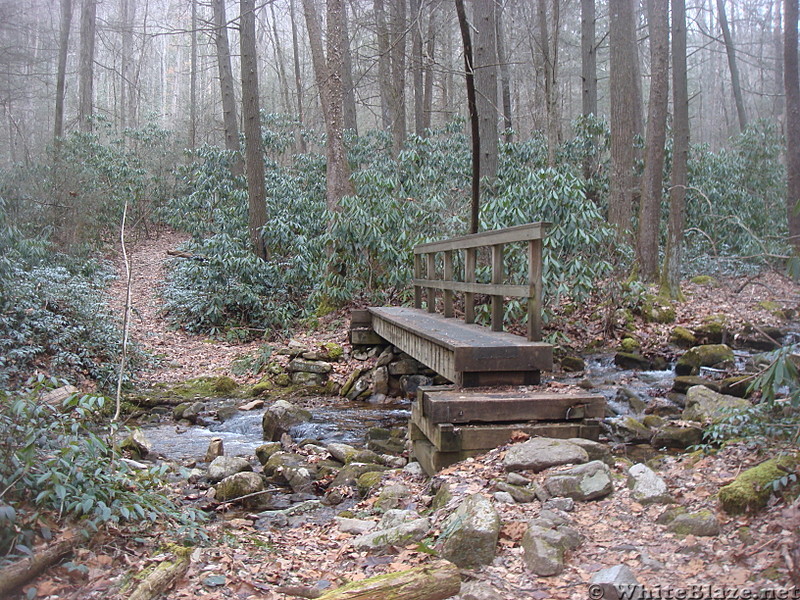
350, 223, 604, 474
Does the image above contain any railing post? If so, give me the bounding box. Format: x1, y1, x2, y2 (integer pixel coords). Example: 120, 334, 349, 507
527, 239, 543, 341
464, 248, 476, 324
426, 252, 436, 313
491, 244, 504, 331
413, 253, 422, 309
443, 250, 454, 317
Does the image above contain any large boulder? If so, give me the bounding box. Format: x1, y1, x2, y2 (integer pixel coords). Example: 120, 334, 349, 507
439, 494, 501, 568
682, 386, 750, 423
521, 524, 574, 576
504, 438, 589, 472
287, 358, 332, 374
650, 424, 703, 449
352, 517, 431, 552
207, 456, 253, 483
666, 510, 720, 536
544, 460, 614, 501
718, 454, 799, 514
262, 400, 312, 441
675, 344, 734, 376
627, 464, 672, 504
215, 472, 268, 508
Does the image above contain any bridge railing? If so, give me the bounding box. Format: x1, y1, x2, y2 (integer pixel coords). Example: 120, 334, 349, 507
412, 222, 549, 342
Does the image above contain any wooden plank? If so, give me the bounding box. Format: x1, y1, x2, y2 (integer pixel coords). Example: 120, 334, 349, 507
528, 239, 543, 342
413, 254, 422, 309
350, 309, 372, 328
461, 371, 541, 387
350, 329, 386, 346
426, 253, 436, 313
464, 247, 476, 324
491, 244, 504, 332
411, 437, 482, 476
411, 279, 530, 298
372, 316, 459, 383
414, 222, 550, 254
421, 390, 606, 424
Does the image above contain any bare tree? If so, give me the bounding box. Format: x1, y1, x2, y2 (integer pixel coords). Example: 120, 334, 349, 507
637, 0, 670, 280
213, 0, 243, 176
717, 0, 748, 131
340, 0, 358, 133
496, 1, 513, 140
289, 0, 306, 152
189, 0, 197, 149
54, 0, 72, 143
411, 0, 425, 136
785, 0, 800, 250
455, 0, 480, 234
475, 0, 499, 180
661, 0, 689, 299
608, 0, 643, 236
78, 0, 97, 132
538, 0, 560, 165
240, 0, 268, 260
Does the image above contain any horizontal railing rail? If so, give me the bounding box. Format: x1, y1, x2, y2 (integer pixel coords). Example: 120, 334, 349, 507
412, 222, 550, 341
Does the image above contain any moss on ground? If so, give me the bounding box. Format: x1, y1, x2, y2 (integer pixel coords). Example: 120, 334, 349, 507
718, 454, 799, 514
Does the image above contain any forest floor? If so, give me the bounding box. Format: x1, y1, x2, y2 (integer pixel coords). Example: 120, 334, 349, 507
20, 228, 800, 599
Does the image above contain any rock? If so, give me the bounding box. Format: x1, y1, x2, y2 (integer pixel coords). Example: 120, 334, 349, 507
719, 454, 799, 514
255, 442, 282, 466
204, 437, 224, 463
544, 460, 614, 501
604, 416, 653, 444
675, 344, 734, 376
403, 462, 426, 478
719, 376, 751, 398
290, 371, 326, 386
543, 497, 575, 512
614, 353, 651, 370
372, 366, 389, 395
507, 472, 531, 486
432, 482, 453, 511
495, 481, 537, 503
346, 377, 371, 401
736, 324, 785, 351
180, 401, 206, 424
672, 375, 720, 394
215, 472, 268, 508
330, 463, 388, 488
627, 463, 672, 504
682, 386, 750, 423
375, 347, 394, 367
380, 509, 418, 529
590, 564, 642, 600
670, 326, 697, 348
262, 452, 306, 480
352, 517, 431, 552
207, 456, 252, 483
439, 494, 501, 568
388, 358, 421, 376
119, 429, 150, 460
561, 356, 586, 372
504, 438, 589, 472
326, 442, 359, 463
644, 398, 683, 418
340, 369, 363, 398
400, 374, 433, 397
335, 517, 376, 535
650, 424, 703, 449
262, 400, 312, 441
458, 581, 503, 600
667, 510, 720, 536
238, 399, 264, 411
521, 524, 570, 576
283, 464, 317, 495
494, 491, 515, 503
287, 358, 332, 374
616, 387, 647, 414
375, 484, 412, 512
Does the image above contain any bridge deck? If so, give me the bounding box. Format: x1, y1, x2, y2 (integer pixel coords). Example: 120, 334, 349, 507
368, 306, 553, 386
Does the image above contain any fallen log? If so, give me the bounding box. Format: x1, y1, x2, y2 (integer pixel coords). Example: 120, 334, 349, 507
128, 546, 192, 600
0, 531, 82, 598
315, 560, 460, 600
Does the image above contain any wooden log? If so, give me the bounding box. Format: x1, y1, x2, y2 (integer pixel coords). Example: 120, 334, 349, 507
316, 560, 460, 600
0, 531, 82, 598
128, 546, 192, 600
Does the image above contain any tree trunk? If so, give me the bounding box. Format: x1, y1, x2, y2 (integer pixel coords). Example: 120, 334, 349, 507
390, 0, 407, 154
316, 561, 460, 600
189, 0, 197, 150
78, 0, 97, 133
0, 532, 82, 597
455, 0, 480, 234
270, 3, 292, 116
289, 0, 306, 152
717, 0, 747, 132
496, 0, 513, 141
54, 0, 72, 143
538, 0, 560, 165
341, 0, 358, 134
411, 0, 425, 136
128, 547, 192, 600
423, 9, 435, 131
637, 0, 669, 280
302, 0, 354, 211
240, 0, 268, 260
475, 0, 499, 180
213, 0, 242, 176
660, 0, 689, 299
375, 0, 393, 131
608, 0, 643, 237
581, 0, 597, 180
785, 0, 800, 250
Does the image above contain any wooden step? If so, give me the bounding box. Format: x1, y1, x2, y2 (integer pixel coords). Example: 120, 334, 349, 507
420, 388, 605, 424
369, 306, 552, 386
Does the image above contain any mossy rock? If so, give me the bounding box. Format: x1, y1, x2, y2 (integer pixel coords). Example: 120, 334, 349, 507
641, 297, 677, 324
561, 356, 586, 372
321, 342, 344, 361
251, 379, 274, 396
670, 326, 697, 349
356, 471, 384, 497
672, 375, 720, 394
432, 482, 453, 511
620, 337, 640, 353
666, 509, 720, 536
641, 415, 664, 429
690, 275, 718, 287
614, 352, 651, 370
695, 314, 728, 344
719, 376, 751, 398
718, 454, 799, 514
756, 300, 791, 320
675, 344, 734, 376
255, 442, 282, 466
